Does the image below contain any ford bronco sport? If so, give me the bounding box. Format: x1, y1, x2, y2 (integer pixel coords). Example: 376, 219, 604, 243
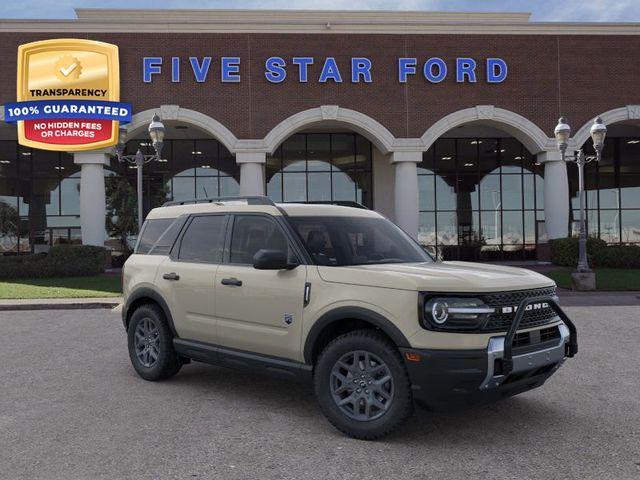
122, 196, 577, 439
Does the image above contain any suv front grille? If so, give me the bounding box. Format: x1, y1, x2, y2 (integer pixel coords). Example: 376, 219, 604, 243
481, 287, 559, 332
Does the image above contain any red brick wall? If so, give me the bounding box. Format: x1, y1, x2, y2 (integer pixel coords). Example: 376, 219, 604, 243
1, 32, 638, 140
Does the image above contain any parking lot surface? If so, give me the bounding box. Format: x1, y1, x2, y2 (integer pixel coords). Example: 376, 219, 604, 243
1, 306, 639, 480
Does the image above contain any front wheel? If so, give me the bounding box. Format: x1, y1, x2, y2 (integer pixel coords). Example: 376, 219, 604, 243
127, 304, 181, 381
314, 330, 414, 440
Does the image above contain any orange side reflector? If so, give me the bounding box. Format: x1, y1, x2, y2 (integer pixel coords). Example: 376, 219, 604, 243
404, 352, 422, 362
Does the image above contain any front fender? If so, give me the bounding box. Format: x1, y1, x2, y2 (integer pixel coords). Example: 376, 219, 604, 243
122, 286, 178, 337
303, 305, 411, 364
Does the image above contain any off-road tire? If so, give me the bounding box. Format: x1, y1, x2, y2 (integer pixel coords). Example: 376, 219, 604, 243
127, 303, 182, 381
314, 329, 414, 440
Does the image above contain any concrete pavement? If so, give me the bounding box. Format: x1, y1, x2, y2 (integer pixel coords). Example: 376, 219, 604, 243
0, 307, 639, 480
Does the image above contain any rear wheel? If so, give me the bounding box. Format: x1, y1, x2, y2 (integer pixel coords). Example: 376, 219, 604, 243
127, 304, 181, 381
314, 330, 413, 440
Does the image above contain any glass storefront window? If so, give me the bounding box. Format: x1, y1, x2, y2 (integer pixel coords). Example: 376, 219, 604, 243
621, 210, 640, 243
195, 176, 218, 198
308, 172, 332, 201
307, 134, 331, 171
418, 174, 435, 211
479, 175, 501, 211
0, 141, 18, 177
568, 136, 640, 245
332, 171, 356, 201
501, 175, 523, 210
419, 137, 542, 260
620, 174, 640, 209
436, 211, 457, 246
266, 133, 373, 207
435, 175, 456, 210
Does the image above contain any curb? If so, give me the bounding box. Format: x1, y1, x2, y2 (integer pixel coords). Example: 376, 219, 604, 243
0, 299, 122, 312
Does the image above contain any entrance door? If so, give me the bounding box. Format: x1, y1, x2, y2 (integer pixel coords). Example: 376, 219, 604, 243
214, 214, 307, 361
156, 214, 229, 344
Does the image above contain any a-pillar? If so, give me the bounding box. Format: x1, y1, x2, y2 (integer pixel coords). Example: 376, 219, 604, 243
237, 152, 266, 196
538, 151, 569, 239
74, 150, 110, 246
391, 151, 421, 239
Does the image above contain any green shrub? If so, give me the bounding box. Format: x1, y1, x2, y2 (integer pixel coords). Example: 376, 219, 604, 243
550, 237, 640, 268
594, 245, 640, 268
0, 245, 106, 279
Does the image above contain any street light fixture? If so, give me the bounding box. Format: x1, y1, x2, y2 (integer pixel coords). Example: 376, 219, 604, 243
553, 116, 607, 277
113, 114, 166, 232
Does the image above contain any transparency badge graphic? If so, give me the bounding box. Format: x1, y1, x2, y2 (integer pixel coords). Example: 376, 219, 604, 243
4, 39, 132, 151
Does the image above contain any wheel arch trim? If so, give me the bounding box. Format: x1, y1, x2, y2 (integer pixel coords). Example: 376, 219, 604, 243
303, 306, 411, 364
122, 287, 178, 337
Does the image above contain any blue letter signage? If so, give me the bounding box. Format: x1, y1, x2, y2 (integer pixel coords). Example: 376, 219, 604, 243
143, 56, 508, 84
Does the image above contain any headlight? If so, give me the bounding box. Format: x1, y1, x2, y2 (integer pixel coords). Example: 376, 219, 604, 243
423, 297, 494, 330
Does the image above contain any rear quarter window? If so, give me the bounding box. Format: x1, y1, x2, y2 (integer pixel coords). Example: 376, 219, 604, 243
135, 218, 175, 254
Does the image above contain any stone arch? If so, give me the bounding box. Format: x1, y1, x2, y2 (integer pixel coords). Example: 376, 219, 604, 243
420, 105, 553, 154
572, 105, 640, 148
262, 105, 396, 155
127, 105, 239, 153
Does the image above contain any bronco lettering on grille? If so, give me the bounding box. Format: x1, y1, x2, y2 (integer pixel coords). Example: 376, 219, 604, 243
501, 302, 549, 314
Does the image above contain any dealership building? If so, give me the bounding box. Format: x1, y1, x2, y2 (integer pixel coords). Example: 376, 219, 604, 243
1, 8, 640, 261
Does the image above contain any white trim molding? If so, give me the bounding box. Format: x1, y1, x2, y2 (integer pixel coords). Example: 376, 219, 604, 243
263, 106, 396, 155
420, 105, 554, 154
127, 105, 239, 154
2, 9, 640, 35
572, 105, 640, 148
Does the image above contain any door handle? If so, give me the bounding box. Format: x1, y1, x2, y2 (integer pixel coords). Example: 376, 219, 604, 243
221, 277, 242, 287
162, 272, 180, 281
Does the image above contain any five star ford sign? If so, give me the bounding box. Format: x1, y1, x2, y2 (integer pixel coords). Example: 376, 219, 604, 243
4, 39, 132, 152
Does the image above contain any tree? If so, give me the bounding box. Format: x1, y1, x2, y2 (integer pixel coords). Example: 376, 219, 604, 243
105, 176, 138, 253
0, 201, 20, 251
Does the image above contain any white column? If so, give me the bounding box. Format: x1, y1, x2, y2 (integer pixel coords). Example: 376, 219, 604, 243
391, 151, 421, 239
74, 151, 110, 246
538, 151, 569, 239
237, 152, 266, 196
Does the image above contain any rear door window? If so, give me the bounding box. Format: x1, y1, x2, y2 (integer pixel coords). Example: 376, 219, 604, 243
178, 215, 228, 263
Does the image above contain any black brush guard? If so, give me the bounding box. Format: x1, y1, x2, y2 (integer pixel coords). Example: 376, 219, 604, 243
502, 296, 578, 376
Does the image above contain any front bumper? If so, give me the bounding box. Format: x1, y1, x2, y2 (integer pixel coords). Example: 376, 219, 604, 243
400, 297, 577, 411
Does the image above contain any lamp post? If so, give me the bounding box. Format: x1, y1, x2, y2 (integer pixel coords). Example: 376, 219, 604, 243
553, 116, 607, 277
113, 114, 166, 232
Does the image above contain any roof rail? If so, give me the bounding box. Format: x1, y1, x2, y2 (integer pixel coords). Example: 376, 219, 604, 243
283, 200, 369, 210
162, 195, 276, 207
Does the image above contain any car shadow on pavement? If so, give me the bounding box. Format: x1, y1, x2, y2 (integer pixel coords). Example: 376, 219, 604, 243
145, 361, 571, 443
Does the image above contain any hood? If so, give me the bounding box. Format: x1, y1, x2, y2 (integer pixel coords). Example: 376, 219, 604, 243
316, 261, 554, 292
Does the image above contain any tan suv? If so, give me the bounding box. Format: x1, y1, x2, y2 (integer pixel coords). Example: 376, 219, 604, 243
122, 196, 577, 439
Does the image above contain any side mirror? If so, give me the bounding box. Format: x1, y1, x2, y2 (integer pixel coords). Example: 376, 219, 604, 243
253, 249, 298, 270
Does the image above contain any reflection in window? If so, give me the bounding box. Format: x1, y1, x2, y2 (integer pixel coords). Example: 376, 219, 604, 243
418, 137, 543, 261
569, 137, 640, 245
266, 133, 373, 207
0, 138, 239, 254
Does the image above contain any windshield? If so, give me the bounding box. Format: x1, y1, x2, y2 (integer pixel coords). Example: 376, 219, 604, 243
288, 216, 433, 266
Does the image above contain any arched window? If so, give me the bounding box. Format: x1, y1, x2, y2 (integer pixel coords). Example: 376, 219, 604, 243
123, 138, 240, 205
266, 133, 373, 207
418, 137, 543, 261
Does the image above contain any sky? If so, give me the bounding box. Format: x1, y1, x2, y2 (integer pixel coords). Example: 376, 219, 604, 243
1, 0, 639, 22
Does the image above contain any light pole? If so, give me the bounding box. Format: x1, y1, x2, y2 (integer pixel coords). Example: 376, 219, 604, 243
553, 116, 607, 275
113, 114, 166, 232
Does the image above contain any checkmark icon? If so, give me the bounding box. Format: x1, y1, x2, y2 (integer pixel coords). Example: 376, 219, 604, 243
54, 55, 82, 82
59, 62, 78, 77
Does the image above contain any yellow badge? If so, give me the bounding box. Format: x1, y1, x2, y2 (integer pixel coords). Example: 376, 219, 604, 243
13, 38, 124, 151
